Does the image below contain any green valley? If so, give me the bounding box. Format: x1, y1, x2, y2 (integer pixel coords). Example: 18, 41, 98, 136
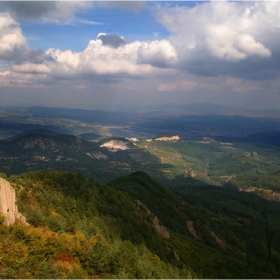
1, 129, 280, 191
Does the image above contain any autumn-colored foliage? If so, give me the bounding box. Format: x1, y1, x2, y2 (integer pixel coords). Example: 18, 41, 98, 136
0, 171, 191, 279
56, 251, 74, 263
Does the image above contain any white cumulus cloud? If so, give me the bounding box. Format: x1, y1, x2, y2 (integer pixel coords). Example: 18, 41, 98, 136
138, 39, 177, 68
155, 1, 277, 64
45, 34, 177, 78
237, 34, 271, 58
0, 13, 28, 60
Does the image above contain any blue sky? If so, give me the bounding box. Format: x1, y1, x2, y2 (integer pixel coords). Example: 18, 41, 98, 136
22, 3, 173, 52
0, 1, 280, 111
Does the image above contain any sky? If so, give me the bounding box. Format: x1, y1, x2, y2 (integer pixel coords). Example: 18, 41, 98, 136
0, 1, 280, 111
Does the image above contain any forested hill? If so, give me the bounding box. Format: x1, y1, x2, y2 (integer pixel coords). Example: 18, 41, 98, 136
0, 171, 194, 279
109, 172, 280, 278
0, 170, 280, 278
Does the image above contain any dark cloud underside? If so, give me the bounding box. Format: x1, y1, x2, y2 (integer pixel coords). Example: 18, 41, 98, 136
97, 34, 127, 48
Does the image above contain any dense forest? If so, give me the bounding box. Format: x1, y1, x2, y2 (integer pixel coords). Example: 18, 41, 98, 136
0, 170, 280, 278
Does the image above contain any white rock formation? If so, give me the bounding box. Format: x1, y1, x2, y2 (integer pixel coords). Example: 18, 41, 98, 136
155, 135, 180, 142
100, 140, 129, 152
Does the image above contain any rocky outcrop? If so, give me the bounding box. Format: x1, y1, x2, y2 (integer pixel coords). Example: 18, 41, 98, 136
153, 217, 169, 238
187, 220, 198, 239
19, 137, 58, 150
135, 200, 169, 238
183, 170, 196, 178
0, 178, 27, 226
85, 152, 108, 159
210, 231, 227, 249
155, 135, 180, 142
126, 137, 139, 142
100, 140, 130, 152
239, 187, 280, 202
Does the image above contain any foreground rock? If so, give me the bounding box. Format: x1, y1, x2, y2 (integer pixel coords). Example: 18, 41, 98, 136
0, 178, 27, 225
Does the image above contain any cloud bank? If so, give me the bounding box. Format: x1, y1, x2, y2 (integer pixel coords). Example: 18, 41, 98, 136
0, 1, 280, 110
0, 1, 94, 24
155, 1, 279, 79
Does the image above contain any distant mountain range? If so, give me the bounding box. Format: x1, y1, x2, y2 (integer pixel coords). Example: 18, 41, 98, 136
148, 102, 280, 118
1, 105, 280, 141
